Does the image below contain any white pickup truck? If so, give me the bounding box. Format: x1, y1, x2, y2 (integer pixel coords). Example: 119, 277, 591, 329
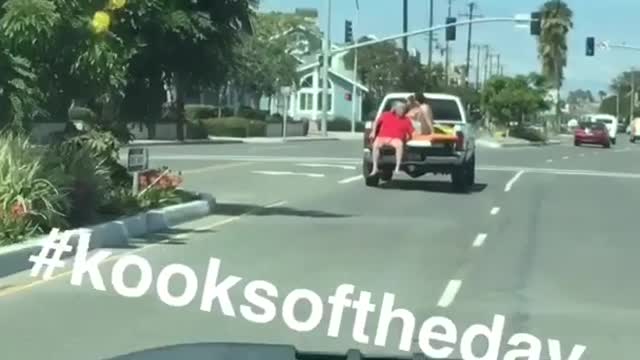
362, 92, 476, 192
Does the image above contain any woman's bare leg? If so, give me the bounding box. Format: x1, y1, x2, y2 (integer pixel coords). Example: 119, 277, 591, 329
370, 140, 381, 176
391, 139, 403, 173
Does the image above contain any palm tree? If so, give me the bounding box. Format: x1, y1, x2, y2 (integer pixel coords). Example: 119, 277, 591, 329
537, 0, 573, 132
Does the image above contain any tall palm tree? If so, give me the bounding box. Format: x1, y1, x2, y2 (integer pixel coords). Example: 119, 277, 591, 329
537, 0, 573, 131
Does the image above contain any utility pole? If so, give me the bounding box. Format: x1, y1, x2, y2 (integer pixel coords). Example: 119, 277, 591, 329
482, 45, 490, 87
473, 44, 482, 88
495, 54, 501, 75
459, 1, 481, 86
444, 0, 452, 86
427, 0, 434, 74
402, 0, 409, 59
630, 69, 635, 122
350, 0, 360, 133
320, 0, 332, 136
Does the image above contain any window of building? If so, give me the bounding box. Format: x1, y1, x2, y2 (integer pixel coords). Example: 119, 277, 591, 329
317, 93, 333, 111
299, 93, 313, 111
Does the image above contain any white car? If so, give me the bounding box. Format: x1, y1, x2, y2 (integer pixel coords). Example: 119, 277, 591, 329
362, 93, 476, 192
630, 118, 640, 143
581, 114, 618, 145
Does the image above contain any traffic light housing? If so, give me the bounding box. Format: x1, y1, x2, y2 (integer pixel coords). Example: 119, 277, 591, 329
586, 37, 595, 56
530, 12, 541, 36
345, 20, 353, 43
445, 17, 456, 41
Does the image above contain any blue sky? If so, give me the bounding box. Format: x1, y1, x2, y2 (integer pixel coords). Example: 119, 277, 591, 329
259, 0, 640, 96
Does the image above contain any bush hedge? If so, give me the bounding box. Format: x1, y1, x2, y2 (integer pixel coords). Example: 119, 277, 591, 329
509, 126, 547, 142
327, 118, 364, 132
200, 117, 266, 137
0, 130, 189, 245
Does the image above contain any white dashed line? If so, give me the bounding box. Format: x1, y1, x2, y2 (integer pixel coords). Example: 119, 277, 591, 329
437, 280, 462, 308
338, 175, 364, 184
579, 153, 585, 157
562, 156, 569, 160
473, 233, 488, 247
298, 163, 357, 170
252, 170, 325, 178
490, 207, 500, 215
504, 170, 525, 192
546, 159, 553, 163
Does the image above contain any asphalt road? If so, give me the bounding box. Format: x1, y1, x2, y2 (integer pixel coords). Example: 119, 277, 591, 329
1, 136, 639, 359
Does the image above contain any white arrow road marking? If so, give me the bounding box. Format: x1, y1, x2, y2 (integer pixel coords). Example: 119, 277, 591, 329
297, 163, 357, 170
252, 170, 325, 178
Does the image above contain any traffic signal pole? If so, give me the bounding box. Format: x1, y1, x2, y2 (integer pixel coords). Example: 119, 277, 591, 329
319, 15, 541, 134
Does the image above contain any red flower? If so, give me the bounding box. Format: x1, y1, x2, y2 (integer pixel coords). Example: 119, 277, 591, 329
10, 202, 28, 220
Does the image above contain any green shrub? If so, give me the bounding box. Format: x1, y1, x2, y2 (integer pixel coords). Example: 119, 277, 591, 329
68, 107, 96, 123
327, 117, 363, 132
0, 131, 70, 244
237, 106, 268, 121
186, 119, 209, 139
201, 117, 266, 137
46, 144, 111, 227
509, 126, 547, 142
185, 105, 217, 121
266, 113, 284, 123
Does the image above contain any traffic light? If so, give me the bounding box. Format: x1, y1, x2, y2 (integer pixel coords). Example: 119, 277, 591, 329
586, 37, 595, 56
345, 20, 353, 43
530, 12, 541, 36
445, 17, 456, 41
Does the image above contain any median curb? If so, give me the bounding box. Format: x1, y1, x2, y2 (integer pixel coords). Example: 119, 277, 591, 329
122, 139, 243, 147
476, 139, 562, 148
0, 193, 216, 279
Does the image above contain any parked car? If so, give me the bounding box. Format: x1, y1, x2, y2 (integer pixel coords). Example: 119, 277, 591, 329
574, 121, 610, 148
580, 113, 618, 145
630, 118, 640, 143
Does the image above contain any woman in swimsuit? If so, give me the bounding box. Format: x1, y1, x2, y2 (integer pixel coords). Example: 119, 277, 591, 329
405, 93, 434, 136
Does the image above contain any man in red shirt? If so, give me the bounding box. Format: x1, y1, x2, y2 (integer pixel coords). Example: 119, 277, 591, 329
368, 101, 414, 176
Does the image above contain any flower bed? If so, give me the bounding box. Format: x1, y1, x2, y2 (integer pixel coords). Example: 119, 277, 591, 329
0, 130, 197, 246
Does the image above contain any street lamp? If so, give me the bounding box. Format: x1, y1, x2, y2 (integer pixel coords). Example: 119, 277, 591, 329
350, 0, 360, 133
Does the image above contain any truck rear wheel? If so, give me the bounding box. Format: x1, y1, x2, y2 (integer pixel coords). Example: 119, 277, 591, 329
380, 169, 393, 182
451, 159, 473, 193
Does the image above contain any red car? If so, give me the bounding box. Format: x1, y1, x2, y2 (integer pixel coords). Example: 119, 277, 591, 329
574, 122, 610, 148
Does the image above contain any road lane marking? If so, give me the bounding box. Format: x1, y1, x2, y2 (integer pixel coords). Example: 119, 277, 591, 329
252, 170, 325, 178
504, 170, 525, 192
473, 233, 488, 247
298, 163, 357, 170
338, 175, 364, 184
490, 207, 500, 215
579, 153, 585, 157
0, 200, 287, 298
182, 162, 255, 174
546, 159, 553, 163
437, 280, 462, 308
562, 156, 569, 160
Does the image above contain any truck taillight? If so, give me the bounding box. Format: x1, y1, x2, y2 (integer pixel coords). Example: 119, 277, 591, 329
455, 131, 465, 151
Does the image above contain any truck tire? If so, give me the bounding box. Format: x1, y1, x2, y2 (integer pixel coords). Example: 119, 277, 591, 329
380, 169, 393, 182
631, 137, 636, 143
611, 137, 617, 145
451, 159, 472, 193
466, 155, 476, 186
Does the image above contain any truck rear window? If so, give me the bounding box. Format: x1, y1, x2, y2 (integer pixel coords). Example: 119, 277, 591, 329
381, 97, 463, 121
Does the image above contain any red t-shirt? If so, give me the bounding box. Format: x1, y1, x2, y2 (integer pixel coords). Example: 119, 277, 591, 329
377, 111, 414, 140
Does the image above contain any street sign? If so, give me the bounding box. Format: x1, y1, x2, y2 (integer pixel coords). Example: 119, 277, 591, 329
127, 147, 148, 172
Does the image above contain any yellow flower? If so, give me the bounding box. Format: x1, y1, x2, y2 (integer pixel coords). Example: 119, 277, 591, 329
92, 11, 111, 33
108, 0, 126, 10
